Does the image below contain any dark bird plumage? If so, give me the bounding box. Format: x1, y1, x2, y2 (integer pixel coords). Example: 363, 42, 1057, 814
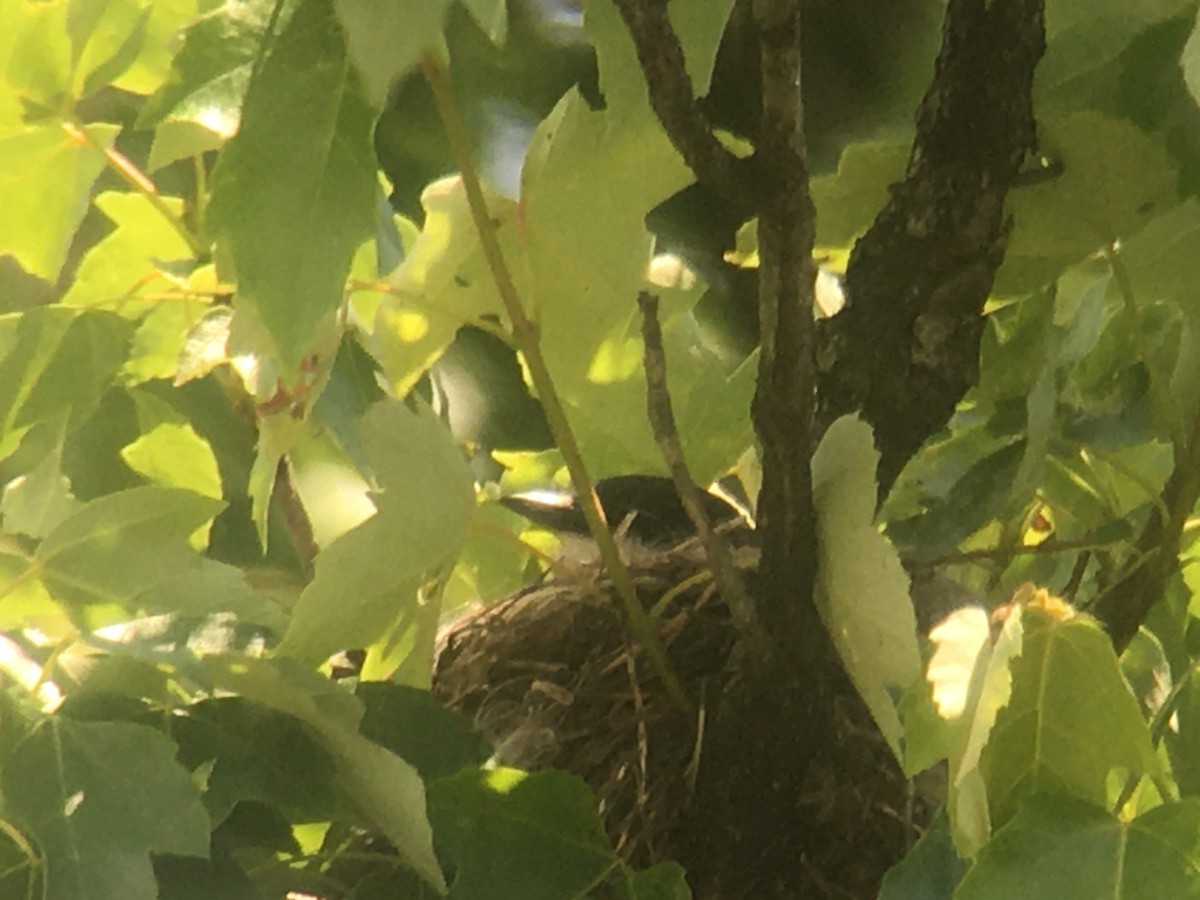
500, 474, 745, 546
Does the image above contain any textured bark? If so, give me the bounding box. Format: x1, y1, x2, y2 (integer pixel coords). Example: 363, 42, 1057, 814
816, 0, 1045, 497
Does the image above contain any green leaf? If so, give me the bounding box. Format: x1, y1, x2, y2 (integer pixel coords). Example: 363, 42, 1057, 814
3, 718, 209, 900
946, 608, 1024, 858
205, 655, 446, 892
110, 0, 202, 96
68, 0, 153, 99
208, 0, 377, 369
35, 486, 225, 607
6, 0, 72, 109
878, 812, 966, 900
134, 558, 285, 631
334, 0, 450, 107
428, 767, 614, 900
616, 861, 692, 900
811, 415, 922, 762
956, 795, 1200, 900
811, 141, 909, 249
137, 0, 287, 135
123, 389, 222, 505
172, 696, 336, 823
516, 0, 748, 478
278, 401, 472, 664
1, 416, 80, 538
0, 307, 135, 460
366, 176, 506, 397
460, 0, 506, 45
60, 191, 195, 311
980, 609, 1158, 827
1005, 112, 1177, 260
356, 682, 491, 782
0, 123, 118, 281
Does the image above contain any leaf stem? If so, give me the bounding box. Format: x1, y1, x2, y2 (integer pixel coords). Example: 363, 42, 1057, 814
63, 122, 207, 258
421, 55, 689, 709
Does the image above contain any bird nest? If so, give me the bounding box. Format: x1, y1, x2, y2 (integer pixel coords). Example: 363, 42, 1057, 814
432, 540, 932, 897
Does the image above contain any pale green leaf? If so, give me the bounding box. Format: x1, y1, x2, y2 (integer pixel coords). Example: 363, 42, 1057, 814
811, 415, 922, 762
208, 0, 377, 368
61, 191, 195, 311
35, 486, 225, 606
334, 0, 450, 107
134, 558, 285, 631
1005, 112, 1177, 260
278, 401, 472, 664
6, 0, 72, 109
68, 0, 152, 99
0, 123, 118, 281
111, 0, 201, 96
124, 300, 210, 384
4, 719, 209, 900
367, 176, 507, 397
948, 609, 1024, 859
287, 426, 375, 547
980, 609, 1158, 826
146, 118, 225, 171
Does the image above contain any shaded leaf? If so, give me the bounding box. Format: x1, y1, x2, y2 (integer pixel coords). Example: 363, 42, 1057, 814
208, 0, 377, 368
4, 718, 208, 900
428, 767, 613, 900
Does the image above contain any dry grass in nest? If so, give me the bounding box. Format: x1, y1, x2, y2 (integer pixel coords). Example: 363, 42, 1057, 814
433, 540, 735, 865
432, 540, 934, 896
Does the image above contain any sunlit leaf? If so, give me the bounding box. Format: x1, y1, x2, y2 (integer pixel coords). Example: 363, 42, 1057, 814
811, 415, 922, 762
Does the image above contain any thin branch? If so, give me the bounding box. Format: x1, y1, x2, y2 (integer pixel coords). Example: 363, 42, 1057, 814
422, 55, 689, 709
905, 534, 1127, 570
1094, 402, 1200, 650
275, 457, 317, 581
749, 0, 821, 654
63, 122, 208, 258
638, 292, 765, 650
610, 0, 749, 202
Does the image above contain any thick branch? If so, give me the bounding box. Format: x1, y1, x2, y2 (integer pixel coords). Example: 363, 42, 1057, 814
816, 0, 1045, 496
610, 0, 748, 201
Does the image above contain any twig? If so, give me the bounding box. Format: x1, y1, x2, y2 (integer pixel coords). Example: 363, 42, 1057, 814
63, 122, 207, 258
638, 293, 764, 648
609, 0, 749, 202
422, 55, 689, 710
906, 534, 1127, 570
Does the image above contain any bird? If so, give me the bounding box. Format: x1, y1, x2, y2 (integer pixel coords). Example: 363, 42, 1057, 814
499, 474, 747, 548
